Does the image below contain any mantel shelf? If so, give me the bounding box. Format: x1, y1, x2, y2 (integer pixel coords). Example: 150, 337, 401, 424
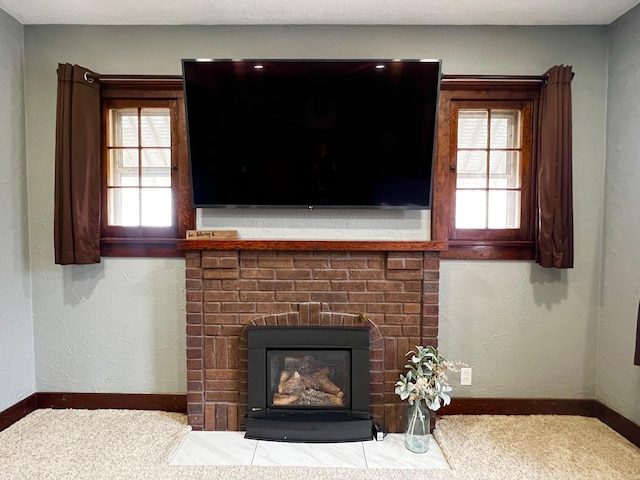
178, 239, 448, 251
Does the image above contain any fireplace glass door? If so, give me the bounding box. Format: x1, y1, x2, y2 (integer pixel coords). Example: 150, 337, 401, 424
268, 349, 350, 410
246, 326, 371, 442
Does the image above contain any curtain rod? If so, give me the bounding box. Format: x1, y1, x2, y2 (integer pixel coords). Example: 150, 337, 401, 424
88, 73, 573, 82
442, 74, 547, 81
85, 73, 183, 82
90, 73, 546, 81
443, 72, 575, 81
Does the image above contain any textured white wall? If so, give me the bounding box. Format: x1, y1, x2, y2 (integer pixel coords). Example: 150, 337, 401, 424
599, 4, 640, 425
23, 25, 607, 401
0, 9, 35, 411
199, 209, 431, 240
32, 259, 187, 393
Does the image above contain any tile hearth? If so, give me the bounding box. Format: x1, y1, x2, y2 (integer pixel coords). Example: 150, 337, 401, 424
170, 431, 450, 470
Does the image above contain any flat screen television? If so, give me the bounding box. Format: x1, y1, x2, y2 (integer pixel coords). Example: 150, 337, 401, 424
182, 59, 442, 209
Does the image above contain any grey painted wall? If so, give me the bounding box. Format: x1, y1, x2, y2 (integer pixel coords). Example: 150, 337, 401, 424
599, 4, 640, 425
21, 25, 609, 408
0, 9, 35, 411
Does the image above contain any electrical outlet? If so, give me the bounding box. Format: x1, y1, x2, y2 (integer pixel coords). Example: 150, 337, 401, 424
460, 367, 472, 386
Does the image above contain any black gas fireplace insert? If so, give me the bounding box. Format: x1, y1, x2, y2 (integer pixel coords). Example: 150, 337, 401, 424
245, 326, 372, 442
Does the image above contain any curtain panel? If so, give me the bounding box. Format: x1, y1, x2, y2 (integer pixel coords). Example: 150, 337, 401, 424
54, 63, 101, 265
535, 65, 574, 269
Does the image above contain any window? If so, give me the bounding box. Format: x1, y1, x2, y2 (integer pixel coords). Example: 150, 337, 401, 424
100, 81, 194, 257
432, 83, 539, 259
106, 106, 173, 227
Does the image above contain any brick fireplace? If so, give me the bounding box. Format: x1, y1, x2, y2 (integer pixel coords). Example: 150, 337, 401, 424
182, 241, 442, 433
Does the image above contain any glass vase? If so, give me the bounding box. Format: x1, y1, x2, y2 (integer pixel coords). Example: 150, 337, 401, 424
404, 399, 430, 453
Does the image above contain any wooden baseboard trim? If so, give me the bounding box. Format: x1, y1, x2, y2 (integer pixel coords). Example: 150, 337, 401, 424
2, 395, 638, 449
440, 397, 639, 448
0, 393, 38, 433
36, 392, 187, 413
0, 392, 186, 433
441, 397, 600, 417
593, 401, 640, 448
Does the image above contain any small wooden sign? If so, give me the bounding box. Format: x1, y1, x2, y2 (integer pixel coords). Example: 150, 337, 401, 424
186, 230, 239, 239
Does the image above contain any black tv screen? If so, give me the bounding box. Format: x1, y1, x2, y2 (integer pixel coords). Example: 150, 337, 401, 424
182, 59, 442, 209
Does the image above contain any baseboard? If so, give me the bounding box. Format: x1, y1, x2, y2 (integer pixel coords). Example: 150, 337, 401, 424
2, 394, 638, 449
0, 393, 38, 433
440, 397, 639, 448
441, 397, 600, 417
0, 392, 186, 433
593, 401, 640, 448
35, 392, 187, 413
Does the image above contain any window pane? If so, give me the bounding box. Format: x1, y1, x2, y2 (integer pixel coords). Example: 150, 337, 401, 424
108, 188, 140, 226
457, 150, 487, 188
141, 171, 172, 187
455, 190, 487, 229
488, 190, 520, 229
489, 151, 520, 188
108, 149, 139, 186
458, 110, 488, 148
109, 108, 138, 147
490, 110, 521, 149
141, 189, 172, 226
141, 148, 171, 168
141, 108, 171, 147
141, 150, 171, 186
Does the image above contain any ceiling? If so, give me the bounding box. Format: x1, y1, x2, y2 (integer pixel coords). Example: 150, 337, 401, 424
1, 0, 639, 26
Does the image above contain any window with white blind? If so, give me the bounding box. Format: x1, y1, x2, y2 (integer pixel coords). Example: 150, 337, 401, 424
107, 107, 173, 227
455, 109, 522, 230
100, 82, 193, 257
433, 85, 539, 259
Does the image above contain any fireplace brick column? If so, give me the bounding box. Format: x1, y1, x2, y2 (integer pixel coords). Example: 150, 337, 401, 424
184, 249, 440, 433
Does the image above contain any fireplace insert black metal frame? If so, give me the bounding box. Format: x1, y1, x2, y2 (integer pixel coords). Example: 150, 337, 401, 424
246, 326, 372, 442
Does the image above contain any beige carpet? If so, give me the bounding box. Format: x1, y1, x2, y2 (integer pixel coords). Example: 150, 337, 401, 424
1, 409, 639, 479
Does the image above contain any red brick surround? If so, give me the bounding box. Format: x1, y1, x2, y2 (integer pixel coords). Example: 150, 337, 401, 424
185, 249, 440, 433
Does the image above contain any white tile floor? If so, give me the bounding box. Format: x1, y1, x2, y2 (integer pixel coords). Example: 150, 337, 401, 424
170, 431, 450, 470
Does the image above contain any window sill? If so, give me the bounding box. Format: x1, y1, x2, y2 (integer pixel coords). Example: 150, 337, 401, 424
439, 241, 534, 260
101, 238, 183, 258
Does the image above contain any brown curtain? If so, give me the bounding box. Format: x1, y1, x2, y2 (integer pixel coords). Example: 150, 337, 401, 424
635, 300, 640, 366
54, 64, 101, 265
535, 65, 574, 269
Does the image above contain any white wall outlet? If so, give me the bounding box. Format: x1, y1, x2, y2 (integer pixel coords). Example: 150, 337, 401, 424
460, 367, 472, 386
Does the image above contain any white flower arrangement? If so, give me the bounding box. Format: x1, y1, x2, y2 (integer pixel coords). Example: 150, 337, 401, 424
394, 345, 467, 411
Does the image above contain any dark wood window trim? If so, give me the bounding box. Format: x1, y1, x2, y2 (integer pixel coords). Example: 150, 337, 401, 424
432, 81, 540, 260
100, 79, 194, 257
98, 77, 540, 260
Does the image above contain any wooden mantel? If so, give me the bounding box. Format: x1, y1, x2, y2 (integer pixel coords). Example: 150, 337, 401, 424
178, 239, 448, 251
